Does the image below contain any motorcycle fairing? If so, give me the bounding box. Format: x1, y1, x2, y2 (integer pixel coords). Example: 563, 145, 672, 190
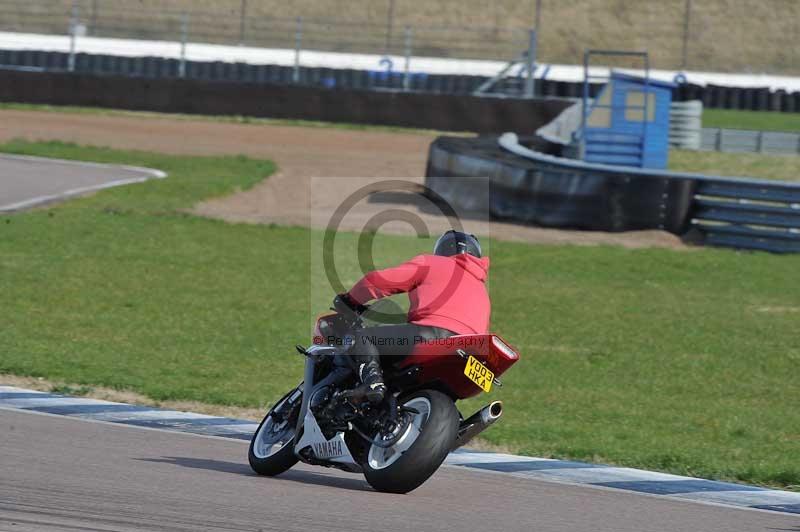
397, 334, 519, 400
294, 409, 362, 472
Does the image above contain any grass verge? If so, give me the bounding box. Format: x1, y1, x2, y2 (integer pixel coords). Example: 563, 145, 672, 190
0, 373, 267, 421
1, 140, 798, 490
703, 109, 800, 133
670, 149, 800, 182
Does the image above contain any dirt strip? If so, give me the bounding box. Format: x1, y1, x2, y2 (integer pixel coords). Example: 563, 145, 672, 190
1, 109, 685, 248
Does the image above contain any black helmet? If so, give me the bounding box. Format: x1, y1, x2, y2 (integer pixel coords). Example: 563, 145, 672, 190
433, 230, 482, 258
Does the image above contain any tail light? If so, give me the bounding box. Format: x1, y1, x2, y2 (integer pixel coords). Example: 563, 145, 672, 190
492, 336, 519, 360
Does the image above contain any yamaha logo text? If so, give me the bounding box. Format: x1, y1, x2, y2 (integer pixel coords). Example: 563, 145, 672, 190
314, 439, 344, 459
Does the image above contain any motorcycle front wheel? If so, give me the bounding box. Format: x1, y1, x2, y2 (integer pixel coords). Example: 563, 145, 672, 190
248, 387, 302, 476
363, 389, 459, 494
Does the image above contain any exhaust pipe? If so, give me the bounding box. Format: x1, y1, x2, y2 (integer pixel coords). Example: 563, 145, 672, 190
452, 401, 503, 450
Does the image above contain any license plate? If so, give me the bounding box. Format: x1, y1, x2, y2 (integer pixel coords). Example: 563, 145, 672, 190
464, 355, 494, 393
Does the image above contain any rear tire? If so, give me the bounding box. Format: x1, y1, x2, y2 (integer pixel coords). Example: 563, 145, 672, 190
363, 389, 459, 494
248, 388, 301, 477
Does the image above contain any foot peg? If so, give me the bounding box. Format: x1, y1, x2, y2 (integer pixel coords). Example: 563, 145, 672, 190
341, 382, 386, 404
364, 382, 386, 404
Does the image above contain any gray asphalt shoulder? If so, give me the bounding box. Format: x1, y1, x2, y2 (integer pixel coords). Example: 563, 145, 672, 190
1, 408, 797, 532
0, 153, 165, 212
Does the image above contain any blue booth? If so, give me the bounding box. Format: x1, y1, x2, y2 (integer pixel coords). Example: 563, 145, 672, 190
581, 72, 675, 169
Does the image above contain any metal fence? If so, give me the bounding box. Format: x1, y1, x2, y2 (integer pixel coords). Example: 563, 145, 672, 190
0, 0, 799, 73
0, 0, 530, 62
700, 128, 800, 156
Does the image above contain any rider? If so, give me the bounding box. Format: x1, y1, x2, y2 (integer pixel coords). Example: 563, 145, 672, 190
334, 230, 490, 403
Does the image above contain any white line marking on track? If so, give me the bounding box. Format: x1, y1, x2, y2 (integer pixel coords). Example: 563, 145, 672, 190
675, 490, 800, 506
0, 154, 167, 213
0, 404, 250, 445
514, 467, 692, 484
0, 397, 124, 408
83, 409, 223, 421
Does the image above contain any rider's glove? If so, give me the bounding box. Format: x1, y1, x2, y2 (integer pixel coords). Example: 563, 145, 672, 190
333, 293, 367, 315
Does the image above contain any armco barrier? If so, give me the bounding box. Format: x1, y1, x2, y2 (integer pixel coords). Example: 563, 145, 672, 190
0, 69, 570, 134
700, 128, 800, 155
693, 181, 800, 253
426, 133, 800, 253
2, 49, 800, 111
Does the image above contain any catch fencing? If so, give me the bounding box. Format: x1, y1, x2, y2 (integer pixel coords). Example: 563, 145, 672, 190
0, 0, 529, 62
1, 0, 799, 74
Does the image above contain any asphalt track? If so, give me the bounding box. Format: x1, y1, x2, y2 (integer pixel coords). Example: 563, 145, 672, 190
1, 409, 797, 532
0, 154, 165, 212
0, 129, 797, 531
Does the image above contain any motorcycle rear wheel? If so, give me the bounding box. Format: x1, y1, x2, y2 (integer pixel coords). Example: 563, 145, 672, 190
248, 387, 301, 476
363, 389, 459, 494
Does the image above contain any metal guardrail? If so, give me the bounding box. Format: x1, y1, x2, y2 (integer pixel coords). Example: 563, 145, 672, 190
700, 128, 800, 155
693, 180, 800, 253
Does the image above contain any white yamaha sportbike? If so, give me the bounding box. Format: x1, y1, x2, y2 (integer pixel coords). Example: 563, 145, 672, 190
248, 303, 519, 493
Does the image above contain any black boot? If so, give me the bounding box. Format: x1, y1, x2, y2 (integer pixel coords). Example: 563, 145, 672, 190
354, 359, 386, 404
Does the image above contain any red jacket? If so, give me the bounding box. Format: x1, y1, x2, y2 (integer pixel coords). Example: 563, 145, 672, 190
347, 254, 491, 335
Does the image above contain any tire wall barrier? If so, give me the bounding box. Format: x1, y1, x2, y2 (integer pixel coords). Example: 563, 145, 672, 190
2, 49, 800, 112
669, 100, 702, 150
426, 134, 800, 253
0, 69, 571, 133
426, 136, 695, 234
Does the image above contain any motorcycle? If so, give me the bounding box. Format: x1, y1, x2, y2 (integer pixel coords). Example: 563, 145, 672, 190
248, 301, 520, 493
